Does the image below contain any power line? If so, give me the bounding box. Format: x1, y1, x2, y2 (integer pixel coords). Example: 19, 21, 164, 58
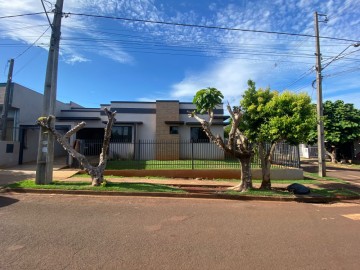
323, 67, 360, 78
14, 49, 46, 76
65, 11, 360, 43
282, 66, 315, 91
14, 26, 50, 59
0, 12, 46, 19
41, 0, 53, 28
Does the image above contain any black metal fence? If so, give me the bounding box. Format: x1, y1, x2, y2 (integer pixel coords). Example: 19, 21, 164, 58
79, 139, 300, 170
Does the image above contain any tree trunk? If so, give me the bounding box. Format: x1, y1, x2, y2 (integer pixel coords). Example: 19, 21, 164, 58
230, 156, 252, 192
330, 147, 337, 163
240, 156, 252, 191
260, 159, 271, 189
326, 146, 337, 163
259, 142, 273, 190
90, 169, 104, 186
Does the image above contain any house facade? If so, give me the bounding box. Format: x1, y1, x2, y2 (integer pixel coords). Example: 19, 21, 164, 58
58, 100, 227, 161
0, 83, 227, 167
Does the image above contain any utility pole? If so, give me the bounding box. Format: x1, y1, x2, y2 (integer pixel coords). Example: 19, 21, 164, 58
1, 59, 14, 141
314, 11, 327, 177
36, 0, 64, 184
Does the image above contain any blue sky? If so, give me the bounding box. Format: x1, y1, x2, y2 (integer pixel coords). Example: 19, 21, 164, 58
0, 0, 359, 108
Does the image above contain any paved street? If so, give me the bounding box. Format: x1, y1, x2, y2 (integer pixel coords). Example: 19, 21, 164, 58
1, 194, 359, 270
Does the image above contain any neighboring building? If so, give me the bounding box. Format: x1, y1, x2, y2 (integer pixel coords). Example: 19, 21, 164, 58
0, 83, 228, 167
0, 83, 76, 167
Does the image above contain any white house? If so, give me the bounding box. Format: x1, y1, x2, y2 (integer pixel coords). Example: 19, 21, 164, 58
0, 83, 228, 167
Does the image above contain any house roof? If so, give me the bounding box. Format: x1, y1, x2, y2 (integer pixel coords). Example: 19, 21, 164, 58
185, 122, 228, 126
56, 117, 101, 121
164, 121, 185, 125
102, 121, 143, 125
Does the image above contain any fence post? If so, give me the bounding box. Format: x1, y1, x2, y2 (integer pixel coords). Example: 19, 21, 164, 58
296, 145, 301, 168
137, 140, 141, 170
191, 140, 194, 170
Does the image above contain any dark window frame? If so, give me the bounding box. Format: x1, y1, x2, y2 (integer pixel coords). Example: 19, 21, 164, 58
190, 127, 209, 143
111, 126, 133, 142
169, 126, 179, 134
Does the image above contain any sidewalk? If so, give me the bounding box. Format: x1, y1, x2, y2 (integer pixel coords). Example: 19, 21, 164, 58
0, 158, 78, 186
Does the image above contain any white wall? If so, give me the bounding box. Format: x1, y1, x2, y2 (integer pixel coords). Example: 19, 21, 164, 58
11, 83, 70, 125
0, 141, 20, 167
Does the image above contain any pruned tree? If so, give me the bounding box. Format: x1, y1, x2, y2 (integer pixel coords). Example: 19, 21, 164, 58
190, 87, 253, 192
37, 108, 116, 186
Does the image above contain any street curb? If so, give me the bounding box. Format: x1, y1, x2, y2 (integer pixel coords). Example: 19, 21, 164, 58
3, 188, 360, 203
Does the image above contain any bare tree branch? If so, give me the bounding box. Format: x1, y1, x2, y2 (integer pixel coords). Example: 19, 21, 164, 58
36, 108, 117, 186
64, 122, 86, 139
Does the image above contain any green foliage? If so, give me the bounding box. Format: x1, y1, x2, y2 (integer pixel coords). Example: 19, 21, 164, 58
240, 80, 315, 145
322, 100, 360, 145
193, 87, 224, 114
7, 180, 186, 193
263, 91, 316, 145
240, 80, 275, 142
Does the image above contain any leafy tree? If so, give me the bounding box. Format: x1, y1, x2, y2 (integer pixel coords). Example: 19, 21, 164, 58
320, 100, 360, 162
240, 80, 315, 189
191, 87, 253, 192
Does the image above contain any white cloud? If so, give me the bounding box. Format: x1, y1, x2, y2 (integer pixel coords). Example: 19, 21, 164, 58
167, 0, 360, 105
171, 58, 267, 103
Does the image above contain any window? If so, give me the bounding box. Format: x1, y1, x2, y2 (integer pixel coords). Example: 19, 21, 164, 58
190, 127, 209, 143
170, 126, 179, 134
111, 126, 132, 142
6, 144, 14, 153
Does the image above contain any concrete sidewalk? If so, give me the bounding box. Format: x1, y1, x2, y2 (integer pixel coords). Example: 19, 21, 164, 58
0, 159, 79, 186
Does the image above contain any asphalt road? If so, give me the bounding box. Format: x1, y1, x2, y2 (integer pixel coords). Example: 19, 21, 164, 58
1, 194, 359, 270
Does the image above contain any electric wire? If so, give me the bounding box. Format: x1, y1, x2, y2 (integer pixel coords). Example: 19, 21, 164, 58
41, 0, 53, 29
14, 49, 46, 76
0, 12, 46, 19
323, 67, 360, 78
65, 11, 360, 43
14, 26, 50, 59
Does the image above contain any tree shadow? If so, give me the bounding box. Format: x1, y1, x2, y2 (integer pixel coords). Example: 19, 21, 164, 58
0, 196, 19, 208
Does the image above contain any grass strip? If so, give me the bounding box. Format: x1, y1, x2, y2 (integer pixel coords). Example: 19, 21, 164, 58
304, 172, 349, 183
106, 160, 267, 170
72, 174, 320, 185
310, 188, 359, 197
225, 189, 294, 197
6, 180, 186, 193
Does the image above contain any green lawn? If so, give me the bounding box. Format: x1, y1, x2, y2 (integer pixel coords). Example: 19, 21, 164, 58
6, 179, 358, 198
6, 180, 186, 193
310, 188, 359, 197
105, 159, 297, 170
304, 172, 349, 183
71, 174, 321, 185
225, 188, 293, 197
